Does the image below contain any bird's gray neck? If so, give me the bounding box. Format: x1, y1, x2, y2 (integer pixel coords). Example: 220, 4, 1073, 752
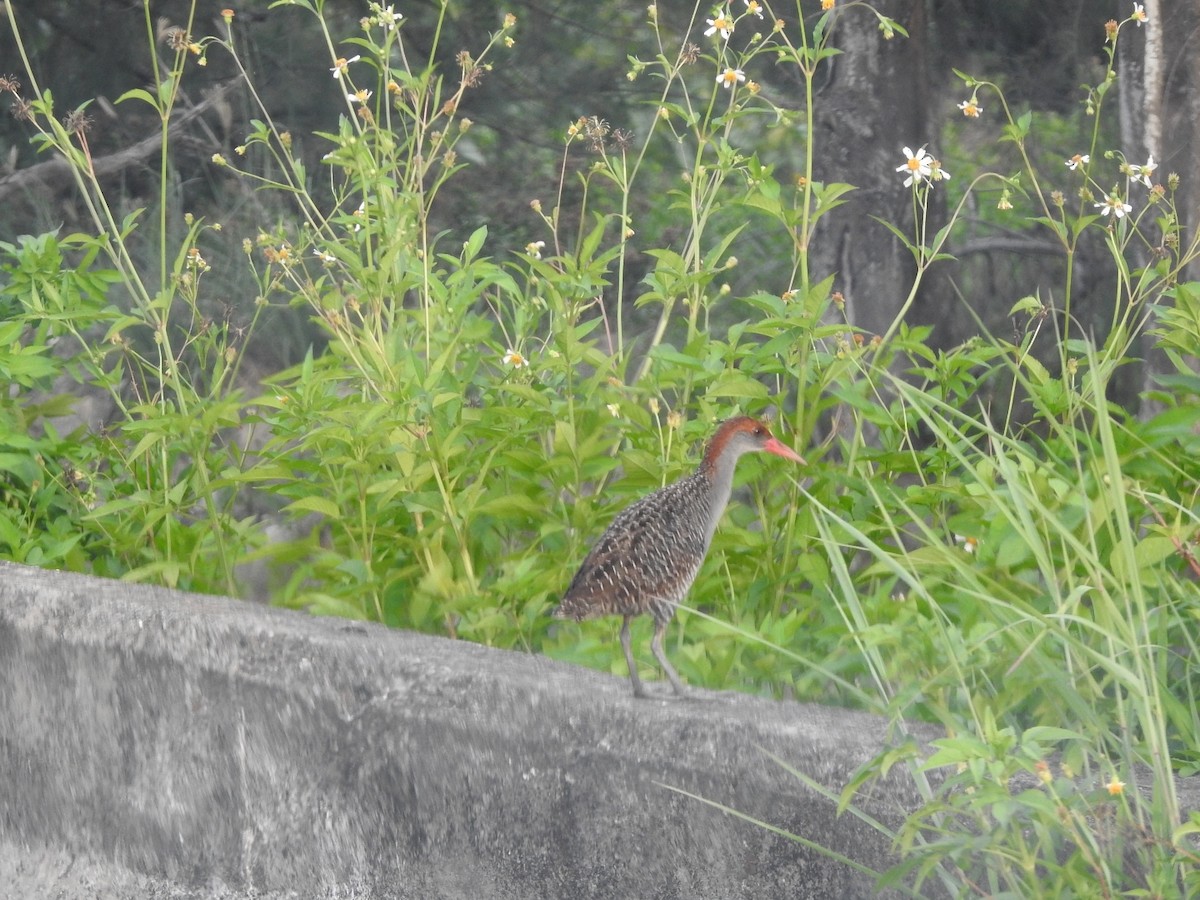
698, 449, 741, 547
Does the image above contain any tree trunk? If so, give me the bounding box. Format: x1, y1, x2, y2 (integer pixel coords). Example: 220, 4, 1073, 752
808, 0, 951, 340
1121, 0, 1200, 412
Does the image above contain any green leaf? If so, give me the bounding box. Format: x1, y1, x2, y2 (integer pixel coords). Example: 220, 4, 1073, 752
115, 87, 159, 109
1121, 535, 1177, 577
921, 735, 990, 769
1142, 406, 1200, 444
704, 369, 768, 400
282, 496, 342, 518
814, 181, 856, 212
463, 225, 488, 261
0, 512, 22, 552
304, 593, 369, 620
1020, 726, 1086, 744
1020, 354, 1051, 386
475, 494, 549, 518
648, 344, 709, 372
1008, 295, 1043, 317
870, 215, 917, 255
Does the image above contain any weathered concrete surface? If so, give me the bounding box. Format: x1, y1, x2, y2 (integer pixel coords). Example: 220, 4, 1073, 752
0, 561, 936, 898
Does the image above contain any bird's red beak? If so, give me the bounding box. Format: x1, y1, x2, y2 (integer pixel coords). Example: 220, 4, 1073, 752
763, 437, 806, 465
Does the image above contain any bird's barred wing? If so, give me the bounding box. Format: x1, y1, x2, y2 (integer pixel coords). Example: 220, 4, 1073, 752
556, 496, 707, 619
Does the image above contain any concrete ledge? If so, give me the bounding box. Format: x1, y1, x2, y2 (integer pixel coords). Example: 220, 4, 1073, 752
0, 561, 935, 898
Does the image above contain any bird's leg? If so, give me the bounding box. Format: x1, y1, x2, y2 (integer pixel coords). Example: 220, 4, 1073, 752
620, 616, 648, 699
650, 618, 687, 696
